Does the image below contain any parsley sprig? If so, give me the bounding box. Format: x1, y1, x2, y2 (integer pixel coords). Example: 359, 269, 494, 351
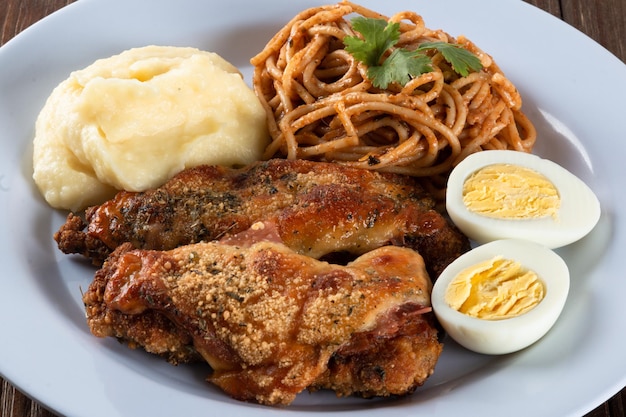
344, 17, 483, 89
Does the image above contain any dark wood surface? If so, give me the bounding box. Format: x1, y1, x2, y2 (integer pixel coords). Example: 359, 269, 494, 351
1, 0, 624, 416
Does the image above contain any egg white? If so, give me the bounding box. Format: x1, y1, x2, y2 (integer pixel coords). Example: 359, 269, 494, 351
446, 150, 601, 249
431, 239, 570, 355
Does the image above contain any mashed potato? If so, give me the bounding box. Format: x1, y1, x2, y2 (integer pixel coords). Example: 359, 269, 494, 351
33, 45, 269, 211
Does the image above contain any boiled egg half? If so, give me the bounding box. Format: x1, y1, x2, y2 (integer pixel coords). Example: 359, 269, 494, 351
446, 150, 600, 249
431, 239, 569, 355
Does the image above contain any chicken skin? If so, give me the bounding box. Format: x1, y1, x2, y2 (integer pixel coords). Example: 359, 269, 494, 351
83, 238, 442, 405
55, 159, 469, 278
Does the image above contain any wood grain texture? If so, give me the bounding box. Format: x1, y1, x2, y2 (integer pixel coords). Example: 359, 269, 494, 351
561, 0, 626, 62
524, 0, 562, 17
0, 0, 624, 416
0, 0, 74, 45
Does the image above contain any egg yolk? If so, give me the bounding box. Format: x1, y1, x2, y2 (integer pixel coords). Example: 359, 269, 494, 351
462, 164, 560, 220
444, 256, 545, 320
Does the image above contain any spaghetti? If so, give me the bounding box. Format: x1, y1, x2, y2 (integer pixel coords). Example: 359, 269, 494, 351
250, 1, 536, 199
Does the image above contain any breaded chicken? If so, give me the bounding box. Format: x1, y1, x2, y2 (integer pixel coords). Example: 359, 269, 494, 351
83, 239, 442, 405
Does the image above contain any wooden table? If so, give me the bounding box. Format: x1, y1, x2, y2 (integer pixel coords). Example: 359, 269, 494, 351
1, 0, 624, 416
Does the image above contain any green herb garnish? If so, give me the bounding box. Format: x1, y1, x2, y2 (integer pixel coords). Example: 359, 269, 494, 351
344, 17, 483, 89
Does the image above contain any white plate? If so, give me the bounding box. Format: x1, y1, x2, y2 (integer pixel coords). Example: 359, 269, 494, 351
1, 0, 624, 416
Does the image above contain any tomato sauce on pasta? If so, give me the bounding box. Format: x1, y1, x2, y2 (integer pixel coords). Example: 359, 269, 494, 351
250, 1, 536, 199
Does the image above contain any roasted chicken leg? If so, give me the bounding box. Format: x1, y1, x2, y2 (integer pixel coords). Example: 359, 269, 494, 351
83, 238, 442, 405
56, 159, 469, 278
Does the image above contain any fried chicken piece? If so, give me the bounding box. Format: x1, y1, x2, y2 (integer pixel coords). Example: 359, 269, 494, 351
83, 239, 442, 405
55, 159, 469, 278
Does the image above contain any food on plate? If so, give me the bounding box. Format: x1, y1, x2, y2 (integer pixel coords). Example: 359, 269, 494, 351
33, 45, 268, 212
446, 150, 601, 248
251, 0, 536, 199
83, 239, 442, 405
41, 0, 576, 406
431, 239, 569, 355
54, 159, 470, 278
